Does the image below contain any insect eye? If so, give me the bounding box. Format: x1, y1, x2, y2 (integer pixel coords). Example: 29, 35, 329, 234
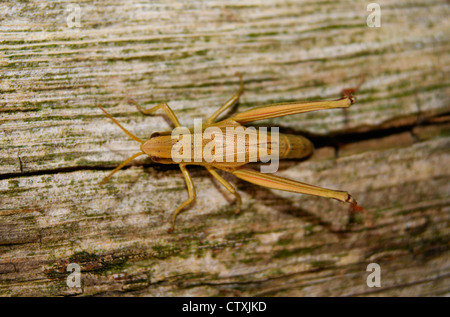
150, 132, 161, 138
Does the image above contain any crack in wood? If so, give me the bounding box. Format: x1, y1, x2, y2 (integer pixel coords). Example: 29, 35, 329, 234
1, 112, 448, 181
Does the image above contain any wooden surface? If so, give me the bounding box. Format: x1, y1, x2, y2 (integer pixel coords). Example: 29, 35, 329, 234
1, 0, 449, 296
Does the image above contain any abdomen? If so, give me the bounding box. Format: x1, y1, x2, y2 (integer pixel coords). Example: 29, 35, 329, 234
278, 133, 314, 160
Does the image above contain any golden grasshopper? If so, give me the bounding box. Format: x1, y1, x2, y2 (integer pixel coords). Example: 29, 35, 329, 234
97, 75, 364, 232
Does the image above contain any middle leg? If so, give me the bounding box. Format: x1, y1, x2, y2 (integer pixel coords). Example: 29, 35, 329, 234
206, 73, 244, 124
168, 164, 196, 233
205, 166, 242, 214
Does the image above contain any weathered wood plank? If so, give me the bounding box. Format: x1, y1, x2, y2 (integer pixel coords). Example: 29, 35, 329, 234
1, 131, 449, 296
1, 0, 449, 296
1, 0, 449, 174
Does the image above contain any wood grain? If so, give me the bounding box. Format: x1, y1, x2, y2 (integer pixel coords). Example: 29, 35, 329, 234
0, 0, 449, 296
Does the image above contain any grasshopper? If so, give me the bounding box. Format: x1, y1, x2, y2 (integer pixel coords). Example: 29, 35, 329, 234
97, 75, 363, 232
